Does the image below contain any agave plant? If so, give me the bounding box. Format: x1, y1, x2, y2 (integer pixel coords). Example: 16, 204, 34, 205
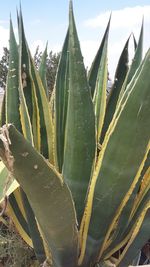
0, 1, 150, 267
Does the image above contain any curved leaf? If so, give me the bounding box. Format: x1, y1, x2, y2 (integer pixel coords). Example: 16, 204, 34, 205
0, 124, 78, 267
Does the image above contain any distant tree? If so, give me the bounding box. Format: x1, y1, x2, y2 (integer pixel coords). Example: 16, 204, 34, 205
33, 46, 42, 69
46, 50, 60, 96
0, 46, 60, 96
34, 46, 60, 96
0, 47, 9, 90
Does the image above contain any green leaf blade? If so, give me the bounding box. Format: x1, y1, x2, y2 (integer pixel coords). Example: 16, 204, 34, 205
88, 16, 111, 98
118, 20, 143, 102
6, 19, 22, 131
39, 43, 48, 97
0, 124, 78, 267
100, 36, 130, 143
93, 30, 108, 141
63, 1, 96, 224
83, 49, 150, 264
54, 30, 69, 171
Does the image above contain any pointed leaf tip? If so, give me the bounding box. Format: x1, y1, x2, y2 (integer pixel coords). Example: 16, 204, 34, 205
69, 0, 73, 10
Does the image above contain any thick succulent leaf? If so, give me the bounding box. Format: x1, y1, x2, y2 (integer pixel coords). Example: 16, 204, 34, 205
19, 10, 53, 162
0, 177, 34, 248
2, 181, 47, 263
8, 11, 49, 262
79, 49, 150, 266
117, 203, 150, 267
18, 13, 34, 145
6, 19, 21, 131
29, 56, 54, 162
0, 124, 78, 267
118, 20, 143, 103
18, 10, 40, 150
18, 10, 34, 121
100, 145, 150, 259
100, 36, 130, 143
127, 19, 143, 83
88, 16, 111, 98
20, 189, 47, 263
54, 30, 69, 171
63, 1, 96, 224
93, 28, 108, 141
104, 176, 150, 262
103, 202, 150, 266
0, 173, 46, 262
129, 165, 150, 220
7, 188, 33, 247
39, 43, 48, 97
1, 17, 39, 255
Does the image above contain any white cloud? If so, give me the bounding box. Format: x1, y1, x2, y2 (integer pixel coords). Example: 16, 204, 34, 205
30, 19, 41, 26
80, 40, 99, 69
85, 5, 150, 29
83, 5, 150, 78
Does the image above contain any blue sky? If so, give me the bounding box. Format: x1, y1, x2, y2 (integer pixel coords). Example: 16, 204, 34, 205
0, 0, 150, 77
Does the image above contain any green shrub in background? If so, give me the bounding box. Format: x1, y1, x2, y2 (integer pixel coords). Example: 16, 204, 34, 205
0, 1, 150, 267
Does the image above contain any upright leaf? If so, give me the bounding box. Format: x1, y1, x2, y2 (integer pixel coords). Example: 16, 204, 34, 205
88, 16, 111, 98
100, 36, 130, 143
63, 1, 96, 224
0, 92, 6, 127
79, 49, 150, 266
18, 10, 53, 162
18, 9, 39, 148
39, 43, 48, 97
93, 27, 108, 141
29, 56, 54, 162
18, 10, 33, 122
54, 30, 69, 171
118, 20, 143, 102
6, 19, 21, 131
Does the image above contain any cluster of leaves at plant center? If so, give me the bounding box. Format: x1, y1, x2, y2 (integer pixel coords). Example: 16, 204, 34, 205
0, 1, 150, 267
